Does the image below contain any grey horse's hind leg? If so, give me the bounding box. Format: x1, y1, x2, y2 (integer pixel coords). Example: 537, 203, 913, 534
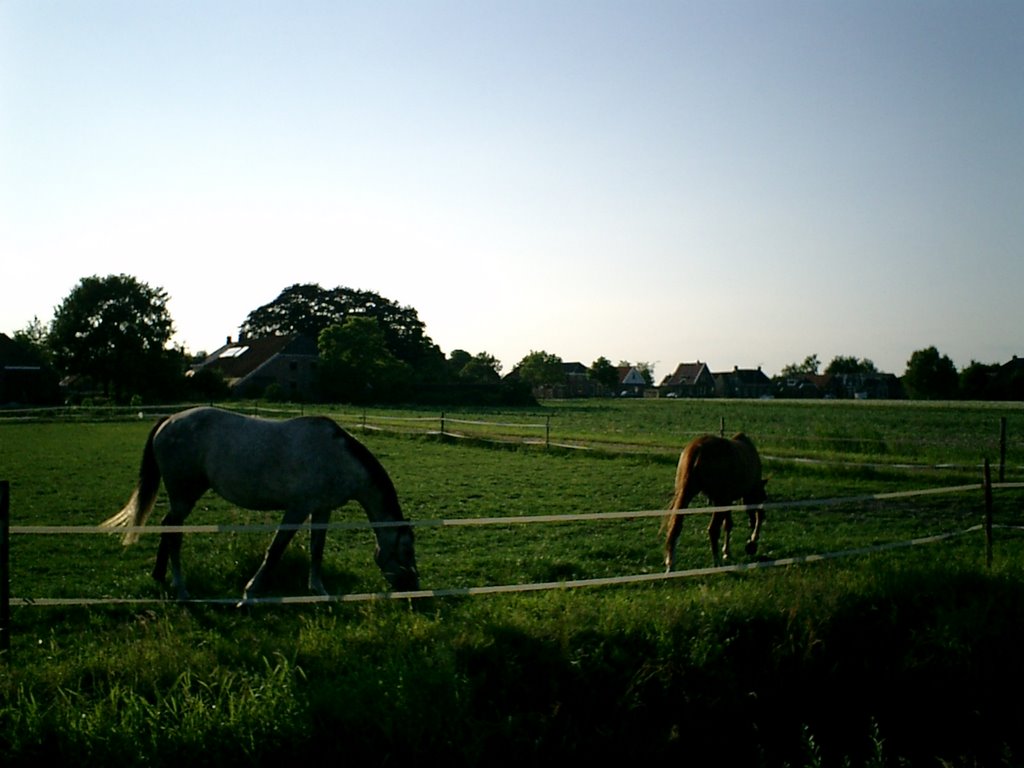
307, 509, 330, 596
154, 499, 194, 600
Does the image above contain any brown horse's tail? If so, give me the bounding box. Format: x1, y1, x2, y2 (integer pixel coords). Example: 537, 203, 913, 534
660, 444, 698, 534
100, 417, 167, 545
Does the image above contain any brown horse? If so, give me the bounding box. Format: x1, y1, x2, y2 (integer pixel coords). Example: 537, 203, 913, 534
663, 433, 768, 570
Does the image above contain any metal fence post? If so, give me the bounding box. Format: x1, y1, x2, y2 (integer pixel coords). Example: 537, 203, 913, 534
983, 459, 993, 569
999, 417, 1007, 483
1, 480, 10, 658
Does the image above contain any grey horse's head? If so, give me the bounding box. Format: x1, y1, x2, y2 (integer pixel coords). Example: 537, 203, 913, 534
375, 523, 419, 592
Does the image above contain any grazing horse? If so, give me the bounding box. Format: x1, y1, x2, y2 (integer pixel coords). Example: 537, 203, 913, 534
101, 407, 419, 602
663, 433, 767, 571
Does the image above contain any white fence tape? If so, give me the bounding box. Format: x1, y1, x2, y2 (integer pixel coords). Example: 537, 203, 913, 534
13, 483, 1019, 537
7, 483, 1024, 608
9, 524, 1005, 608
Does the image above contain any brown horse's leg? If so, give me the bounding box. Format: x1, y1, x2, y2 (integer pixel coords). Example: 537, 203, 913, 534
706, 501, 735, 566
707, 512, 723, 566
722, 511, 734, 562
745, 507, 765, 555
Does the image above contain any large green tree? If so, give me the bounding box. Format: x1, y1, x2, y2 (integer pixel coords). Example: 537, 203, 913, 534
318, 317, 413, 403
240, 283, 444, 378
447, 350, 502, 384
49, 274, 181, 401
903, 346, 958, 400
825, 356, 878, 375
589, 356, 619, 391
515, 350, 565, 388
780, 354, 821, 377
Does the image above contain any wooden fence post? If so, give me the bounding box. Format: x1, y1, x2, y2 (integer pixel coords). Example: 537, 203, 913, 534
440, 412, 446, 436
545, 415, 551, 448
983, 459, 993, 569
1, 480, 10, 658
999, 417, 1007, 483
720, 417, 725, 438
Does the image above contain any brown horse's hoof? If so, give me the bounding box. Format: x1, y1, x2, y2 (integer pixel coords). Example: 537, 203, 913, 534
745, 541, 758, 556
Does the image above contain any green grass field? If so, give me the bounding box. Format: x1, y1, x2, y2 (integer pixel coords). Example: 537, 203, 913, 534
1, 400, 1023, 766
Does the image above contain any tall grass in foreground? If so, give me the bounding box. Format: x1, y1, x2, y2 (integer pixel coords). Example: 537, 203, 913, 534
4, 542, 1024, 766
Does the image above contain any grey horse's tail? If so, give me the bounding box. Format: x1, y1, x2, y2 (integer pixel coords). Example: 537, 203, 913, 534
100, 417, 168, 545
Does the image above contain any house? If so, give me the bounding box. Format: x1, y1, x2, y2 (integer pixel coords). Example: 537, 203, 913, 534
616, 366, 647, 397
0, 333, 60, 405
775, 374, 832, 399
828, 373, 904, 400
505, 361, 600, 399
715, 366, 774, 398
191, 334, 319, 400
553, 362, 599, 398
994, 355, 1024, 400
659, 361, 716, 398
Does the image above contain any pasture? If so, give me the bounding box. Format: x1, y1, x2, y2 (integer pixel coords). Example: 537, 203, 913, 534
1, 399, 1023, 766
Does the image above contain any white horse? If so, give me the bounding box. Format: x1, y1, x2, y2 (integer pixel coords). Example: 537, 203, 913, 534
102, 407, 419, 602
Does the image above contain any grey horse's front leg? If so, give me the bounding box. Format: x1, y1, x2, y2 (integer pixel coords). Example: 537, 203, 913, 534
307, 509, 330, 596
241, 515, 303, 603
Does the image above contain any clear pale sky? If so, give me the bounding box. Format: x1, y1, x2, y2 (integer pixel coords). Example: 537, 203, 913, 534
2, 1, 1021, 382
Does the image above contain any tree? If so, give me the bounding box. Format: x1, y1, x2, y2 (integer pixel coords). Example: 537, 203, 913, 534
825, 356, 878, 375
959, 360, 998, 400
589, 356, 619, 391
240, 283, 444, 378
960, 359, 1024, 401
318, 317, 412, 403
515, 351, 564, 389
780, 354, 820, 377
447, 350, 502, 384
48, 275, 179, 401
15, 316, 49, 349
903, 346, 958, 400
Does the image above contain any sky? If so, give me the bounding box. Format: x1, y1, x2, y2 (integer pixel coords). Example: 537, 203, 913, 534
2, 1, 1022, 382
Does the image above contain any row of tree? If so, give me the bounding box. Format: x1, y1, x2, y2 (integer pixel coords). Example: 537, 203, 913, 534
4, 276, 531, 406
4, 274, 1021, 405
778, 349, 1023, 401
